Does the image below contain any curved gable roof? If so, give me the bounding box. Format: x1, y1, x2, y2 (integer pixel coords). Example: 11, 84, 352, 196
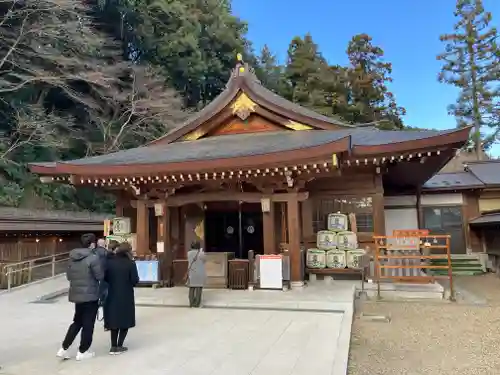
150, 61, 353, 145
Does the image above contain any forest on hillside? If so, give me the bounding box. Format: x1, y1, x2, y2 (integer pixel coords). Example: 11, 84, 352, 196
0, 0, 498, 212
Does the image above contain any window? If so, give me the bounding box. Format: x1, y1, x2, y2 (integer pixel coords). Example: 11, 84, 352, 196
312, 197, 374, 233
423, 206, 463, 231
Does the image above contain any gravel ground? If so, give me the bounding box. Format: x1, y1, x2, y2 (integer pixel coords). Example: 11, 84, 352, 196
348, 274, 500, 375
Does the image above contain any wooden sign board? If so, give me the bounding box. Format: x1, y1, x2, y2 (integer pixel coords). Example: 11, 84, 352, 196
393, 229, 429, 237
113, 217, 131, 235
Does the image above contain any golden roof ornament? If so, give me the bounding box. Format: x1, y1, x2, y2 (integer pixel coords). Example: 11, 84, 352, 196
226, 52, 261, 87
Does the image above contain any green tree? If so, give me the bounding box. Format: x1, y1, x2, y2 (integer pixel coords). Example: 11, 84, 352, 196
285, 34, 331, 114
96, 0, 250, 108
254, 45, 288, 96
346, 33, 406, 129
438, 0, 500, 157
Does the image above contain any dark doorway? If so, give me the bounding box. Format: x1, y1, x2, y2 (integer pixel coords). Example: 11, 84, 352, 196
423, 206, 466, 254
204, 202, 263, 258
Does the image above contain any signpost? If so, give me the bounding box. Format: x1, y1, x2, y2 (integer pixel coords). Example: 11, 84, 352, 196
259, 255, 283, 290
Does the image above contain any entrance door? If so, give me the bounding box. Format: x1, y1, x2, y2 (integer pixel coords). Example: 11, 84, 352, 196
423, 206, 466, 254
241, 210, 264, 258
205, 210, 240, 253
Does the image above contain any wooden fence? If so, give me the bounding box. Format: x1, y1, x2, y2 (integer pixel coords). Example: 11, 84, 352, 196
373, 233, 454, 300
0, 237, 79, 262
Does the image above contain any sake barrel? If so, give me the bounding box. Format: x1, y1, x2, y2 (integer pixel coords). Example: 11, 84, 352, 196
327, 212, 349, 232
346, 249, 366, 269
316, 230, 338, 250
306, 249, 326, 269
337, 231, 358, 250
326, 249, 347, 269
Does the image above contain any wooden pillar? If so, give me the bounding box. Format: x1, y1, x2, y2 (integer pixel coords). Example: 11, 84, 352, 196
115, 192, 126, 217
416, 187, 423, 229
301, 198, 314, 242
158, 201, 173, 285
372, 174, 385, 235
287, 193, 302, 285
170, 207, 182, 259
263, 197, 275, 254
136, 198, 150, 256
158, 202, 171, 252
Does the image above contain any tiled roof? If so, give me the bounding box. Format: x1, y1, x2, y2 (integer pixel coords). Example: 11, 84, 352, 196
424, 160, 500, 190
423, 172, 485, 190
467, 161, 500, 185
469, 212, 500, 225
49, 128, 461, 167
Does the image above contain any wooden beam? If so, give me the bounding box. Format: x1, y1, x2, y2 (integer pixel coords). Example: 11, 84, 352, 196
165, 192, 309, 207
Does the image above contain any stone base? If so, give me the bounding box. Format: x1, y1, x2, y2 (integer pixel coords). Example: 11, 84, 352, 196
290, 281, 305, 288
363, 282, 445, 300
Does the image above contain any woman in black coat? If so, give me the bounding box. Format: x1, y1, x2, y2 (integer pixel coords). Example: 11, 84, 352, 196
103, 242, 139, 355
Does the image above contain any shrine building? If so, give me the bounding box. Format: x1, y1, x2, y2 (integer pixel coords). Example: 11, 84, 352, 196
29, 58, 471, 286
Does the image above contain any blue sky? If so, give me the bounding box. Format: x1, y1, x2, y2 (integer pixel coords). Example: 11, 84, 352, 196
232, 0, 500, 155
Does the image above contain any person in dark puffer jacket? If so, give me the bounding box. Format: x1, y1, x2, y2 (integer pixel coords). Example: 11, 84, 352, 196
56, 233, 104, 361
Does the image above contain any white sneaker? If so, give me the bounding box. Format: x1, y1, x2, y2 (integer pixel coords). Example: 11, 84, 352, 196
75, 351, 95, 361
56, 348, 70, 359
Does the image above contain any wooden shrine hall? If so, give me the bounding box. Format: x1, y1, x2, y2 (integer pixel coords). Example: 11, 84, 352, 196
29, 56, 471, 287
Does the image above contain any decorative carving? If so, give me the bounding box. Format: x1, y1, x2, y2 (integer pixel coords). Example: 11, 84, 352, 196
194, 219, 204, 240
213, 118, 277, 136
130, 185, 141, 196
231, 92, 257, 120
284, 120, 313, 131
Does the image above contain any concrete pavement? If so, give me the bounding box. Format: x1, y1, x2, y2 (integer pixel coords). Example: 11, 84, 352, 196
0, 280, 356, 375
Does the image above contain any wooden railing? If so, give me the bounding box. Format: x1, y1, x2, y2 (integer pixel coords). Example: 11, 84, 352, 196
373, 234, 454, 301
1, 252, 71, 290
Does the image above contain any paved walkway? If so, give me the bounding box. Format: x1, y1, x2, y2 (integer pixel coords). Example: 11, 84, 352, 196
0, 279, 356, 375
0, 274, 69, 303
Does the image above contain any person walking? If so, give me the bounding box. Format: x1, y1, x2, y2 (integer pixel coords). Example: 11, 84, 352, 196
187, 241, 206, 308
57, 233, 104, 361
103, 242, 139, 355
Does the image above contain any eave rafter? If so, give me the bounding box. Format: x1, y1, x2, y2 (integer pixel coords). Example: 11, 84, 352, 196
30, 126, 471, 193
36, 146, 452, 192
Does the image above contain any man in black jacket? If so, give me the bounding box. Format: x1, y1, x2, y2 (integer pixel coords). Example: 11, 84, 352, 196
56, 233, 104, 361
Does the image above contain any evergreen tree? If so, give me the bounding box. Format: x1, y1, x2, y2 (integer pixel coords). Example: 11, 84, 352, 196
438, 0, 500, 158
346, 33, 405, 129
96, 0, 250, 109
285, 34, 331, 114
255, 45, 288, 96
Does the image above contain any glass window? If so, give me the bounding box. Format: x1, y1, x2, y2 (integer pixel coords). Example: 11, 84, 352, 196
312, 197, 374, 233
423, 206, 463, 230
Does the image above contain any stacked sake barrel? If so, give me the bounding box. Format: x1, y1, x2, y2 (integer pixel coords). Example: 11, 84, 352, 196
306, 212, 365, 269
